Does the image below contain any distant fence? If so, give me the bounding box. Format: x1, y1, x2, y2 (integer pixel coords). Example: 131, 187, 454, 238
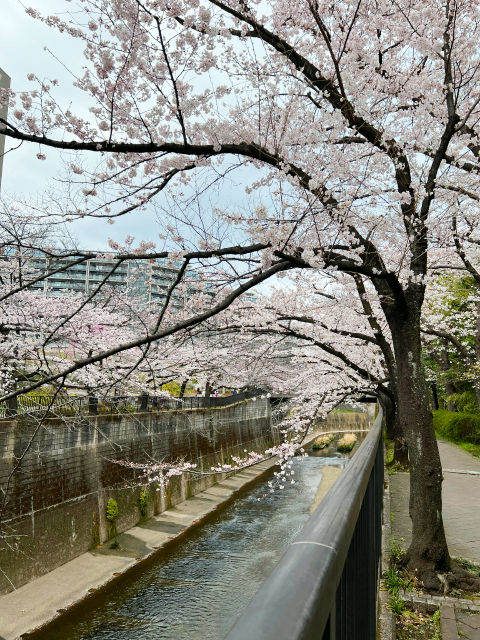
0, 388, 271, 418
224, 407, 384, 640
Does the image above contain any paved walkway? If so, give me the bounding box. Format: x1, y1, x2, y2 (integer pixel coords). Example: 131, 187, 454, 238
390, 439, 480, 563
457, 610, 480, 639
391, 440, 480, 638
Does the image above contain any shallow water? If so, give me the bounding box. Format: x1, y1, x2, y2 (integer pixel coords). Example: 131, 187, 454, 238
39, 436, 364, 640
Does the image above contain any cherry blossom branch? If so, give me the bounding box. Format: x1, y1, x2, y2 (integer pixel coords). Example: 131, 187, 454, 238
0, 260, 292, 402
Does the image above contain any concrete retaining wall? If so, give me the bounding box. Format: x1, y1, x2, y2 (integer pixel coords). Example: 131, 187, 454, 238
325, 411, 372, 430
0, 399, 276, 594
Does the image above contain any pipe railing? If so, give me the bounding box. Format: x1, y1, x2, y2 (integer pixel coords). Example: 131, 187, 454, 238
0, 388, 272, 418
224, 407, 384, 640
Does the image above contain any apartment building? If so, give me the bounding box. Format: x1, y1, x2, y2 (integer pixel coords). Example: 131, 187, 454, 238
27, 254, 185, 305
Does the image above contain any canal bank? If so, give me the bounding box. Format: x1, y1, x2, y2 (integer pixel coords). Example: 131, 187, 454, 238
1, 424, 360, 640
0, 458, 277, 640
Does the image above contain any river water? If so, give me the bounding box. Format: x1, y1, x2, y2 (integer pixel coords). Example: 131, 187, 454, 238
37, 436, 364, 640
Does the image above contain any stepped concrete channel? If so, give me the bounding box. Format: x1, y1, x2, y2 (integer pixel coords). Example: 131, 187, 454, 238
0, 422, 370, 640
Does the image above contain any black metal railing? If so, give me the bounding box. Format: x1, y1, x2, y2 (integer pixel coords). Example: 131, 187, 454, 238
0, 388, 271, 418
224, 407, 384, 640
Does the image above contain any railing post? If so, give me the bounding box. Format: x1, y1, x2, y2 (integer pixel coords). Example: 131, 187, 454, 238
6, 395, 17, 418
88, 395, 98, 415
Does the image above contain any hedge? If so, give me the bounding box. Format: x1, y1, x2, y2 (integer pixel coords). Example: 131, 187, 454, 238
433, 409, 480, 444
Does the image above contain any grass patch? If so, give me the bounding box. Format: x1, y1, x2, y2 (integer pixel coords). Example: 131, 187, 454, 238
312, 433, 335, 450
390, 539, 406, 566
453, 556, 480, 577
385, 439, 394, 465
384, 566, 412, 596
336, 433, 357, 452
395, 606, 441, 640
384, 539, 422, 594
386, 542, 440, 640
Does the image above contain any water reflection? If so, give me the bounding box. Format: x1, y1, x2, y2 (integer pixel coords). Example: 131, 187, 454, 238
38, 434, 364, 640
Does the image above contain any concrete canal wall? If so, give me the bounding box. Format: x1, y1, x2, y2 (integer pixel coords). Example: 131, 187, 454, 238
0, 398, 277, 594
324, 409, 373, 431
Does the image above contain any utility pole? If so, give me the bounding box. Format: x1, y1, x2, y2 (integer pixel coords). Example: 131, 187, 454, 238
0, 68, 11, 190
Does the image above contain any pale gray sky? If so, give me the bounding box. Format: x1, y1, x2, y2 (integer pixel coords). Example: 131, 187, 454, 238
1, 0, 281, 303
2, 0, 193, 250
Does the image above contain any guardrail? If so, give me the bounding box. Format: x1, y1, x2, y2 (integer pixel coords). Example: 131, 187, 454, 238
224, 407, 384, 640
0, 388, 271, 418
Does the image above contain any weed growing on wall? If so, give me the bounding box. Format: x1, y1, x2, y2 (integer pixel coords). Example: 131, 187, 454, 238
106, 499, 119, 538
139, 488, 149, 520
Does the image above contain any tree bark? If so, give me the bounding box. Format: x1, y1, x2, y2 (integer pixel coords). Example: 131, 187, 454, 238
473, 300, 480, 410
393, 429, 409, 467
441, 343, 457, 411
379, 390, 395, 440
179, 379, 188, 399
378, 381, 409, 466
431, 382, 439, 411
387, 297, 449, 584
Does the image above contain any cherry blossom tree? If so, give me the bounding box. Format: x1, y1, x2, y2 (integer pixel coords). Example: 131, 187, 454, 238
200, 271, 410, 461
3, 0, 480, 586
422, 272, 480, 411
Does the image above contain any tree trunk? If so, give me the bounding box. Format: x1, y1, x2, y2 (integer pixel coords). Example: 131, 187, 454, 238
378, 390, 395, 440
431, 382, 439, 411
441, 343, 457, 411
378, 386, 409, 466
445, 381, 457, 411
179, 379, 188, 399
388, 302, 450, 586
6, 394, 18, 418
393, 428, 409, 467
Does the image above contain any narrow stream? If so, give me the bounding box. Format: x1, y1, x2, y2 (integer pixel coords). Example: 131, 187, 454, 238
37, 435, 365, 640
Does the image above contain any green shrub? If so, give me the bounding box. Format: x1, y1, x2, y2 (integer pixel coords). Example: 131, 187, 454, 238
433, 409, 480, 444
390, 539, 406, 566
446, 389, 480, 414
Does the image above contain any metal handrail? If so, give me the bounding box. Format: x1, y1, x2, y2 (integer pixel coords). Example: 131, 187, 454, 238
0, 388, 272, 417
224, 407, 384, 640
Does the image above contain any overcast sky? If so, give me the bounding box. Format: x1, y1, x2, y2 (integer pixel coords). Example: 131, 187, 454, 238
1, 0, 283, 300
1, 0, 195, 251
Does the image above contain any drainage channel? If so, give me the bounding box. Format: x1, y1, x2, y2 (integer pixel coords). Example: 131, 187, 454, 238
29, 435, 366, 640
